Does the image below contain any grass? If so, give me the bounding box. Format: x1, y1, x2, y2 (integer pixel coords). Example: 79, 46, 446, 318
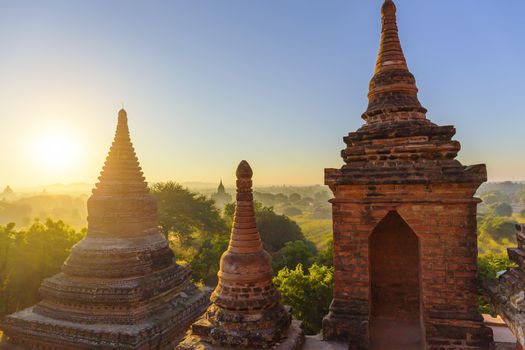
293, 216, 332, 250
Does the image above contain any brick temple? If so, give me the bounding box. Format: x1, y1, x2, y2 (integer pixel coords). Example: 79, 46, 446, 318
323, 1, 494, 349
0, 109, 208, 349
177, 161, 304, 350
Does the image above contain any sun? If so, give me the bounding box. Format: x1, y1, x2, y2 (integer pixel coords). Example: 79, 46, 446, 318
35, 131, 81, 171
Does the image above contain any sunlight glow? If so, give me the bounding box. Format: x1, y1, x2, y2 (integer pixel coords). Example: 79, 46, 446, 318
34, 131, 82, 171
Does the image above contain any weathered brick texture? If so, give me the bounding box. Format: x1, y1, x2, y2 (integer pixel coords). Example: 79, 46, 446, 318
323, 1, 493, 349
177, 161, 303, 350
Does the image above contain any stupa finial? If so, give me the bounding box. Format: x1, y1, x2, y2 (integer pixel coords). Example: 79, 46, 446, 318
362, 0, 427, 123
227, 160, 262, 254
93, 109, 147, 196
118, 107, 127, 122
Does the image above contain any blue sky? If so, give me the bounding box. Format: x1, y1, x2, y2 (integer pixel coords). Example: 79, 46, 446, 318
0, 1, 523, 187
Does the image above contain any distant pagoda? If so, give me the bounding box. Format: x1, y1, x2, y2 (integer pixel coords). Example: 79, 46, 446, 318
0, 109, 208, 349
2, 186, 14, 196
323, 1, 493, 349
177, 161, 304, 350
1, 185, 14, 200
211, 180, 232, 209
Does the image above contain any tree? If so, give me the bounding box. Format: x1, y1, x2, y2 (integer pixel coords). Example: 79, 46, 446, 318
477, 253, 515, 313
490, 202, 513, 217
310, 205, 332, 219
479, 215, 517, 242
256, 207, 305, 252
477, 253, 513, 283
313, 239, 333, 268
283, 207, 302, 217
289, 193, 301, 203
190, 234, 229, 285
0, 219, 84, 317
481, 191, 510, 205
272, 240, 317, 272
151, 182, 228, 246
273, 264, 333, 335
274, 193, 289, 205
314, 191, 330, 202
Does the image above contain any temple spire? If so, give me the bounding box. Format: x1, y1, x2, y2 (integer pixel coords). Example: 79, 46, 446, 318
94, 108, 148, 195
363, 0, 427, 123
375, 0, 408, 73
177, 160, 296, 349
217, 179, 225, 193
226, 160, 264, 254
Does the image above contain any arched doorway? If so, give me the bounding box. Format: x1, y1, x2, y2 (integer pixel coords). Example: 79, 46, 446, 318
369, 211, 423, 350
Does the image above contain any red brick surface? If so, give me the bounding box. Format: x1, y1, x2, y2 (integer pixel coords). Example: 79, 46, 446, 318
323, 1, 493, 349
177, 161, 299, 350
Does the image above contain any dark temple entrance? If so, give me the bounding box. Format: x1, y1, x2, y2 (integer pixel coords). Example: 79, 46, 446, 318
369, 211, 423, 350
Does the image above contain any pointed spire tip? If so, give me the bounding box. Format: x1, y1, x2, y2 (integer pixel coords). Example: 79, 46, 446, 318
236, 160, 253, 180
117, 108, 128, 126
118, 107, 127, 119
382, 0, 396, 16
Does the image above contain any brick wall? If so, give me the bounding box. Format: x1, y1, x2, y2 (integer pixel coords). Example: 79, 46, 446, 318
323, 183, 493, 349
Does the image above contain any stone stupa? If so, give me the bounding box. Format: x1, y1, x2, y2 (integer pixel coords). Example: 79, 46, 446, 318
177, 161, 304, 350
0, 109, 208, 349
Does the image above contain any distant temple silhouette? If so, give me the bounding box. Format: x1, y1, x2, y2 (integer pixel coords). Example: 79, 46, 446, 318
1, 186, 14, 200
2, 1, 524, 349
211, 180, 232, 209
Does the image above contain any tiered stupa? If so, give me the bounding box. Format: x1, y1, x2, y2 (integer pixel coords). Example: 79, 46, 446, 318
177, 161, 304, 350
486, 224, 525, 349
323, 1, 493, 349
0, 109, 208, 349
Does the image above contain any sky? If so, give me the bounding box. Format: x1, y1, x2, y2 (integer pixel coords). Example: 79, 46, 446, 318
0, 0, 524, 188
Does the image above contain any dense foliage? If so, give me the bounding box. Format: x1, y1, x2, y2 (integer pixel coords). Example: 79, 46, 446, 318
273, 263, 333, 335
477, 253, 515, 313
151, 185, 314, 284
151, 182, 228, 246
479, 215, 517, 243
313, 239, 333, 268
272, 240, 317, 272
489, 202, 513, 217
190, 234, 229, 286
480, 191, 510, 206
477, 253, 513, 283
0, 220, 84, 318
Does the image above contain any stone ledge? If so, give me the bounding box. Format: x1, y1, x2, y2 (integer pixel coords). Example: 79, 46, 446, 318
177, 320, 304, 350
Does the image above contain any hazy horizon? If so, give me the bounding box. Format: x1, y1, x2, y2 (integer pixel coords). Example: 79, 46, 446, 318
4, 180, 525, 196
1, 1, 524, 186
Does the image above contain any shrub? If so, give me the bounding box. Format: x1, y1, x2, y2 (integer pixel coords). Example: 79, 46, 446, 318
273, 264, 333, 335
